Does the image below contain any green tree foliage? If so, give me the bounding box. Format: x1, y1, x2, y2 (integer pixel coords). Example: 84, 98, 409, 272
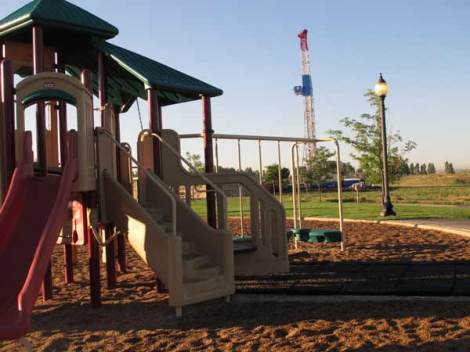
427, 163, 436, 174
215, 166, 260, 180
450, 163, 455, 174
420, 163, 427, 175
341, 162, 356, 177
185, 152, 204, 172
409, 163, 415, 175
445, 161, 455, 174
263, 164, 290, 184
304, 147, 335, 201
243, 167, 260, 181
328, 90, 416, 185
399, 159, 411, 176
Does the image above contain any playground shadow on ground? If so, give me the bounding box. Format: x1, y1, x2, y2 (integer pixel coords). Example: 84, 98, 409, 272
236, 260, 470, 296
32, 296, 470, 333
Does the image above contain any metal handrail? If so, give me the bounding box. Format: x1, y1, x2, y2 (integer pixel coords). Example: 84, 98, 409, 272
180, 132, 335, 143
96, 127, 178, 237
180, 131, 345, 249
140, 130, 228, 229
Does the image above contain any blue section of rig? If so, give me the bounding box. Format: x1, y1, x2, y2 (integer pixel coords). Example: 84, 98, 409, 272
302, 74, 312, 96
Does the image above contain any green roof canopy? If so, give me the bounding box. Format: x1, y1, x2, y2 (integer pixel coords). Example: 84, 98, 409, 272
96, 42, 223, 101
0, 0, 118, 40
0, 0, 223, 112
62, 41, 223, 110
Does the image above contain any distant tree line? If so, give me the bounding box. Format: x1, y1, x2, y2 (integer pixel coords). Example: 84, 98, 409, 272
400, 161, 456, 175
403, 162, 437, 175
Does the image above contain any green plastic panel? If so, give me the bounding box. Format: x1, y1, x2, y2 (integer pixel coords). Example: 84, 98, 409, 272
22, 89, 77, 106
289, 228, 342, 243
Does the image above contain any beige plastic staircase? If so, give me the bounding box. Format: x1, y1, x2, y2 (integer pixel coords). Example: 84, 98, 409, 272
138, 129, 290, 276
96, 129, 234, 316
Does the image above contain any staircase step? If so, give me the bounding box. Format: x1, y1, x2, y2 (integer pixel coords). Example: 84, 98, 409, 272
160, 222, 174, 233
183, 254, 210, 272
182, 241, 194, 256
183, 275, 225, 296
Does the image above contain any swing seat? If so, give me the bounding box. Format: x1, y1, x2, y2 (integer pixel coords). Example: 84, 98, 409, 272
287, 228, 311, 242
288, 228, 342, 243
309, 229, 342, 243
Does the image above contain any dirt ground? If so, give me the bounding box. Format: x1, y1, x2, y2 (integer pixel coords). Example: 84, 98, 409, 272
286, 220, 470, 263
2, 220, 470, 351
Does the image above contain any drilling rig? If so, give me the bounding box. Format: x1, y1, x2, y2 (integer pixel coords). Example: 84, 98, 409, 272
294, 29, 316, 160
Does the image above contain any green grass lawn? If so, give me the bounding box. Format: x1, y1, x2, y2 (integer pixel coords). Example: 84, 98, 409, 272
191, 187, 470, 221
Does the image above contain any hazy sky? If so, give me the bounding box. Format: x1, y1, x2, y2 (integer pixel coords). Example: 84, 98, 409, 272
2, 0, 470, 170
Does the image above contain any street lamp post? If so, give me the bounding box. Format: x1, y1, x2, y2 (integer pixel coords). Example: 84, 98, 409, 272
375, 73, 396, 217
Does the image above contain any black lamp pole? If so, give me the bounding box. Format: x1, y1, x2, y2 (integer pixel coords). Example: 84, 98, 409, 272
376, 73, 396, 217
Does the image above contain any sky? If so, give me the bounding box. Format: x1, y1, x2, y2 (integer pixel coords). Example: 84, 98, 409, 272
2, 0, 470, 171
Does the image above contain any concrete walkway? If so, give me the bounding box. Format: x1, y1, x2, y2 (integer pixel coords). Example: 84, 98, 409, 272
302, 216, 470, 238
385, 219, 470, 238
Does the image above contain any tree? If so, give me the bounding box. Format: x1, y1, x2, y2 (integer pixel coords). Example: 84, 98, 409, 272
243, 167, 260, 181
328, 90, 417, 189
409, 163, 415, 175
427, 163, 436, 174
420, 163, 427, 175
399, 159, 410, 176
263, 164, 290, 184
449, 163, 455, 174
341, 162, 356, 177
445, 161, 455, 174
415, 163, 421, 174
185, 152, 204, 172
304, 147, 335, 201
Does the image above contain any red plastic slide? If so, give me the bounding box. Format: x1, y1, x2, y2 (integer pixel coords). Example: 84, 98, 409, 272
0, 130, 77, 341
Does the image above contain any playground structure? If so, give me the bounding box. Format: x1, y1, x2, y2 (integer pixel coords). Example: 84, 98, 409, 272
0, 0, 345, 346
0, 0, 292, 344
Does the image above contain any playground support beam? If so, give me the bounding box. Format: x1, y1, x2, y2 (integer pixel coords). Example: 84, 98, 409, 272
114, 106, 127, 273
46, 101, 58, 165
82, 69, 102, 307
202, 96, 217, 228
105, 223, 116, 289
98, 52, 107, 126
147, 89, 166, 293
32, 26, 48, 177
147, 88, 162, 177
97, 53, 117, 289
33, 25, 53, 301
0, 59, 15, 200
0, 60, 3, 202
56, 52, 73, 284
